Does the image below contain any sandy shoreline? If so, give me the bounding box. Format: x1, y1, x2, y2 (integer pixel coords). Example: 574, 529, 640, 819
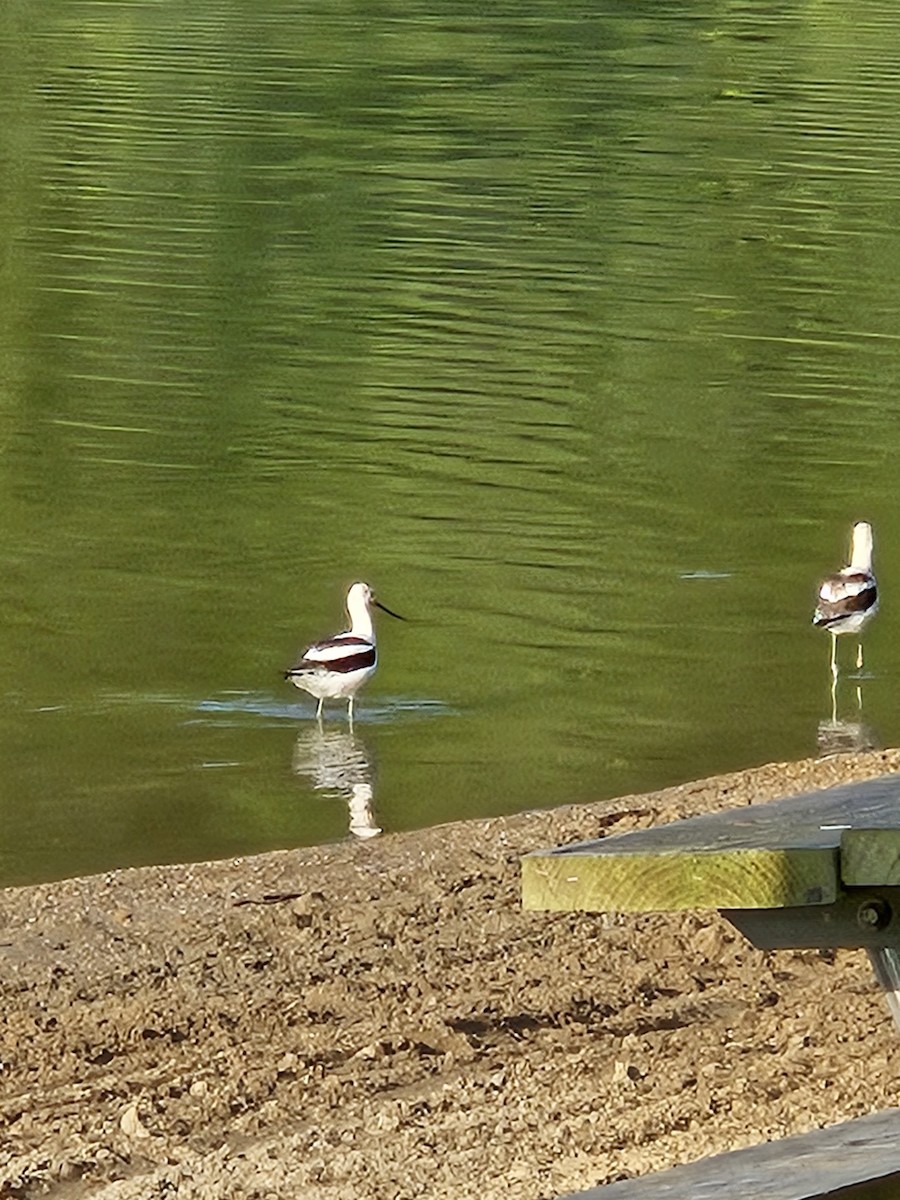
3, 750, 900, 1198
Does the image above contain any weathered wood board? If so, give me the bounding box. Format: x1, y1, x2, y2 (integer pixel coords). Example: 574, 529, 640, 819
558, 1107, 900, 1200
842, 828, 900, 886
522, 773, 900, 912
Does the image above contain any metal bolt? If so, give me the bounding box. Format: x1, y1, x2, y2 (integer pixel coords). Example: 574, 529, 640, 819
857, 897, 892, 932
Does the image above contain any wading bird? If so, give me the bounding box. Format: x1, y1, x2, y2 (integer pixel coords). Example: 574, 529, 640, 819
813, 521, 878, 680
284, 582, 404, 723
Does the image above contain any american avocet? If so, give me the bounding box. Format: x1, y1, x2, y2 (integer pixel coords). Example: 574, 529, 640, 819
284, 582, 404, 722
813, 521, 878, 679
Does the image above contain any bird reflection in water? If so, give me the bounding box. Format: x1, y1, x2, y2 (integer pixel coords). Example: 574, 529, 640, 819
292, 725, 381, 839
817, 675, 878, 758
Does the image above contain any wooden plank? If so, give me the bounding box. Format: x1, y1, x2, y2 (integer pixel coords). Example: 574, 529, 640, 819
522, 845, 836, 912
523, 773, 900, 913
842, 829, 900, 886
558, 1107, 900, 1199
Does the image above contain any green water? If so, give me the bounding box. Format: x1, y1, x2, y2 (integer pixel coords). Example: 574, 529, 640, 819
1, 0, 899, 885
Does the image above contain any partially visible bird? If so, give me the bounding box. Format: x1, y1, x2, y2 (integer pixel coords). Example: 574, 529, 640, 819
813, 521, 878, 680
284, 582, 404, 722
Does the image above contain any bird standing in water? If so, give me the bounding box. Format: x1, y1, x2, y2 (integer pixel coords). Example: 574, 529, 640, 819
284, 582, 404, 723
813, 521, 878, 681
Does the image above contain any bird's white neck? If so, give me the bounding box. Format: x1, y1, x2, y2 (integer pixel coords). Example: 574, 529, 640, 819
850, 522, 874, 573
346, 586, 375, 641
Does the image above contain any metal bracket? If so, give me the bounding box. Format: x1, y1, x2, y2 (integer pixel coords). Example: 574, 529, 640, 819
722, 887, 900, 951
721, 888, 900, 1032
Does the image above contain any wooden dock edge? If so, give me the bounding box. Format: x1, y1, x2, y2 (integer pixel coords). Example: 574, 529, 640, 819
555, 1107, 900, 1199
521, 846, 839, 912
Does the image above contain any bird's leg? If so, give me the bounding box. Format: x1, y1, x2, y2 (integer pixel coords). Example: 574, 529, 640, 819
347, 696, 355, 729
316, 697, 324, 722
856, 641, 864, 671
830, 669, 837, 726
830, 633, 838, 683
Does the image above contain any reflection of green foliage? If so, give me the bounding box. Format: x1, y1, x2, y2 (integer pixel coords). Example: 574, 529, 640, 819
0, 0, 899, 883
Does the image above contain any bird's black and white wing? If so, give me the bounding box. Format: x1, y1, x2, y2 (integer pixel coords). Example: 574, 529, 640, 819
813, 571, 877, 629
285, 635, 377, 680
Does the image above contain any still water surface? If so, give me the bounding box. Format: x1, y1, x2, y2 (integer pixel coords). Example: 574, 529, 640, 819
2, 1, 900, 885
